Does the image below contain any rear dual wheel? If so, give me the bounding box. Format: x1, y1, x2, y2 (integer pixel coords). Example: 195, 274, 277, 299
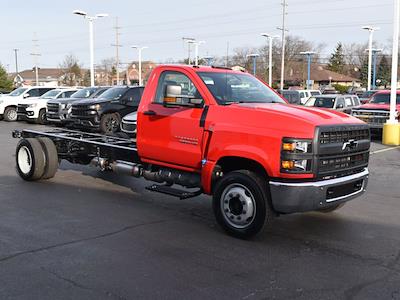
16, 138, 58, 181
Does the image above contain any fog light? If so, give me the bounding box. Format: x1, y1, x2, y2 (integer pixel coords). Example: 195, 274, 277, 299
282, 160, 295, 169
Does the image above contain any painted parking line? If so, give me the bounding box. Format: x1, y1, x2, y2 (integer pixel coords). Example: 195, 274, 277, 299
370, 146, 400, 155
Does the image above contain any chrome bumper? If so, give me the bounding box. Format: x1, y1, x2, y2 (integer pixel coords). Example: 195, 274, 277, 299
269, 169, 369, 213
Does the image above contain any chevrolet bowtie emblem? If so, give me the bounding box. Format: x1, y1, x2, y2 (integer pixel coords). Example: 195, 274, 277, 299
342, 139, 358, 151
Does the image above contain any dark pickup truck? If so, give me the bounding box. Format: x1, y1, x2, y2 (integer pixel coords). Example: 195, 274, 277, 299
70, 86, 144, 134
47, 87, 110, 125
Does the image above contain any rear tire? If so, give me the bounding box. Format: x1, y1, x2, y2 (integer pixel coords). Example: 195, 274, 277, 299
4, 107, 17, 122
37, 137, 59, 179
318, 203, 345, 213
36, 108, 47, 124
16, 138, 46, 181
100, 113, 121, 135
212, 170, 272, 239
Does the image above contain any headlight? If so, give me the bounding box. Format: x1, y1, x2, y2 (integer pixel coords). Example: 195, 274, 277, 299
94, 104, 102, 110
281, 138, 313, 173
27, 103, 37, 108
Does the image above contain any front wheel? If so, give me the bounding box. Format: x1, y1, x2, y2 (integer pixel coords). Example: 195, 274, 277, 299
212, 170, 272, 239
4, 107, 17, 122
36, 108, 47, 124
100, 113, 121, 135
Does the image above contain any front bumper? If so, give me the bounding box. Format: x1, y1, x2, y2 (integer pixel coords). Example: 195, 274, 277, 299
70, 114, 100, 129
269, 168, 369, 213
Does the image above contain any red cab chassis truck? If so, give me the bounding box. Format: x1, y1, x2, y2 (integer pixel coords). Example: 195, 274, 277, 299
12, 65, 370, 238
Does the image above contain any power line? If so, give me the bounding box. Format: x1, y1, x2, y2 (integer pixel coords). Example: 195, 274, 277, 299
111, 17, 122, 85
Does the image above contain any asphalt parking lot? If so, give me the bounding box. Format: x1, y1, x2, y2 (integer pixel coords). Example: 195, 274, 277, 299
0, 122, 399, 300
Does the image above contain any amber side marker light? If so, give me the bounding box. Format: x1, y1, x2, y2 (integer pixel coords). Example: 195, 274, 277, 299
282, 142, 296, 151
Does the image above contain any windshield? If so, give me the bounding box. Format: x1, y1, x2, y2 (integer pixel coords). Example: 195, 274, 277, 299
40, 89, 61, 99
98, 87, 127, 100
9, 88, 28, 96
361, 91, 376, 98
197, 72, 285, 105
370, 93, 400, 104
71, 88, 97, 99
305, 97, 335, 108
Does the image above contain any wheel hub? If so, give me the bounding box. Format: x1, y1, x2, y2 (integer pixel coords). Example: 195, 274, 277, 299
17, 146, 32, 175
221, 184, 256, 228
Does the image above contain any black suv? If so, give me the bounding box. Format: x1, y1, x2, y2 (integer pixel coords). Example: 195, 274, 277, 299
47, 87, 110, 125
70, 86, 144, 134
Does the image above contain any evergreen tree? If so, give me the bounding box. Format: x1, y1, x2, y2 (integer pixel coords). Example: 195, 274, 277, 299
328, 42, 345, 73
359, 59, 369, 87
0, 64, 13, 91
377, 55, 390, 88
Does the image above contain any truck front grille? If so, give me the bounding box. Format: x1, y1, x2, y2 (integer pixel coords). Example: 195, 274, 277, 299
121, 121, 136, 133
71, 106, 95, 117
47, 103, 59, 113
17, 104, 29, 114
351, 109, 390, 127
316, 125, 370, 179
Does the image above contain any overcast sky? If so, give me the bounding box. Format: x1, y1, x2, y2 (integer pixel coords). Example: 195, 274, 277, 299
0, 0, 394, 72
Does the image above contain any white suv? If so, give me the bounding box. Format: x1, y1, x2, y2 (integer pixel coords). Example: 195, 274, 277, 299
0, 86, 54, 121
17, 88, 78, 124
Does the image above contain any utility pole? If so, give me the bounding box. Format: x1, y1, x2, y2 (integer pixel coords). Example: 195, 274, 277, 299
111, 17, 122, 85
277, 0, 288, 89
30, 33, 41, 86
371, 49, 382, 90
261, 33, 279, 86
226, 42, 230, 67
13, 49, 19, 74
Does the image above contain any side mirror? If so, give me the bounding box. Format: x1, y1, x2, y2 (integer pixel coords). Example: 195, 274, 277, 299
164, 85, 182, 105
163, 84, 203, 108
337, 103, 344, 109
23, 93, 30, 98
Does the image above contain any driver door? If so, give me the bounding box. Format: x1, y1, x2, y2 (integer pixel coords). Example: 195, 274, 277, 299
139, 71, 205, 170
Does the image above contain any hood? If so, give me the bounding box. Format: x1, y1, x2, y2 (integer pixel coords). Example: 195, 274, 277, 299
355, 103, 400, 111
15, 97, 41, 105
72, 98, 111, 106
48, 97, 85, 105
207, 103, 366, 140
122, 112, 137, 122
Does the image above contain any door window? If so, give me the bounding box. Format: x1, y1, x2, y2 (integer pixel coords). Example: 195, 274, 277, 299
155, 71, 201, 104
27, 88, 40, 97
345, 97, 353, 107
124, 88, 143, 106
299, 92, 305, 98
336, 98, 345, 108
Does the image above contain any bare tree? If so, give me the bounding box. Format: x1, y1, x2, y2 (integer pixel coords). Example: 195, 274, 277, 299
59, 55, 82, 86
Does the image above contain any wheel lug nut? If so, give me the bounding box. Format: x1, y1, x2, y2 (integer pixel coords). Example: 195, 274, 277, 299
237, 216, 241, 220
224, 209, 229, 212
242, 201, 246, 205
242, 211, 246, 214
224, 200, 228, 204
230, 215, 234, 219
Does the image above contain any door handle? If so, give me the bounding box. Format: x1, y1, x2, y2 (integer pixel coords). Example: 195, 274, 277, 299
144, 110, 157, 116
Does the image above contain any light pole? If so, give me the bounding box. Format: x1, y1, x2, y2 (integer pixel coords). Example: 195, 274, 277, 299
382, 0, 400, 145
186, 40, 205, 65
131, 46, 148, 86
370, 49, 383, 90
203, 56, 213, 66
362, 26, 379, 91
261, 33, 279, 86
73, 10, 108, 87
300, 51, 315, 90
247, 54, 260, 76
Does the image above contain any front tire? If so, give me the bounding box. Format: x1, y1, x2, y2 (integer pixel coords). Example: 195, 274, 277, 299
100, 113, 121, 135
36, 108, 47, 124
212, 170, 272, 239
4, 107, 17, 122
